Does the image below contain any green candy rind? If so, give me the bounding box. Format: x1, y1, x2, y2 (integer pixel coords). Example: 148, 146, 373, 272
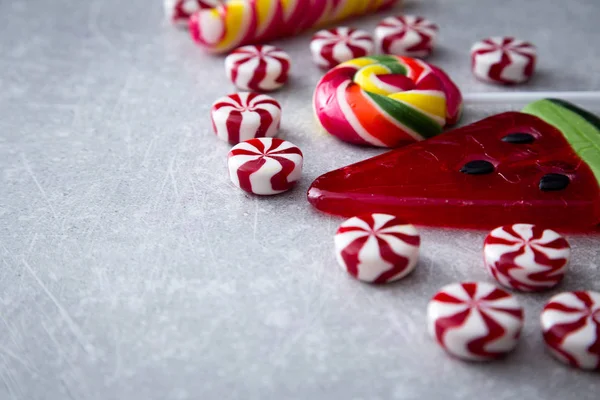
522, 99, 600, 184
365, 91, 443, 139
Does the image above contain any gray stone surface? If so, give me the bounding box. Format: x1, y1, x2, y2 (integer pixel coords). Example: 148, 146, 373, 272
0, 0, 599, 399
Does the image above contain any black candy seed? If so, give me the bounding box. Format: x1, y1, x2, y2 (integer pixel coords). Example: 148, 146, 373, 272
502, 132, 535, 144
460, 160, 495, 175
539, 173, 570, 191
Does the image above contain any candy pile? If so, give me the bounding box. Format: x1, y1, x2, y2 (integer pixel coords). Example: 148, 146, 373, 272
308, 99, 600, 230
163, 0, 599, 373
166, 2, 539, 84
331, 214, 598, 370
186, 0, 399, 53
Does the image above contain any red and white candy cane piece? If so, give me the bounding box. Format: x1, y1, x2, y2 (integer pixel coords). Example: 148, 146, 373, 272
228, 137, 303, 195
484, 224, 571, 292
164, 0, 221, 27
310, 27, 374, 70
375, 15, 439, 58
211, 92, 281, 144
427, 282, 524, 361
225, 45, 291, 92
541, 291, 600, 370
471, 37, 537, 84
334, 214, 420, 284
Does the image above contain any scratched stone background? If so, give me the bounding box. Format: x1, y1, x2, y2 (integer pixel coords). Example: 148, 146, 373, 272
0, 0, 599, 399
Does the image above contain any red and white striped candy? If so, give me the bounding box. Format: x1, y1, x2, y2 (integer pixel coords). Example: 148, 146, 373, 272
484, 224, 571, 292
310, 27, 374, 70
334, 214, 420, 284
211, 93, 281, 144
225, 45, 291, 92
164, 0, 221, 27
228, 137, 303, 195
471, 37, 537, 84
427, 282, 524, 361
541, 291, 600, 370
375, 15, 438, 58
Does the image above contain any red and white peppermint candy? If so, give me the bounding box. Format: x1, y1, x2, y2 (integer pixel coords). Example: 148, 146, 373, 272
310, 27, 374, 70
427, 282, 524, 361
471, 37, 537, 84
541, 291, 600, 370
225, 45, 291, 92
164, 0, 220, 27
334, 214, 420, 284
375, 15, 438, 58
211, 93, 281, 144
484, 224, 571, 292
228, 138, 303, 195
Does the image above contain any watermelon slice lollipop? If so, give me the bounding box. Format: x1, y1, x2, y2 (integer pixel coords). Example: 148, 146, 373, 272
307, 99, 600, 230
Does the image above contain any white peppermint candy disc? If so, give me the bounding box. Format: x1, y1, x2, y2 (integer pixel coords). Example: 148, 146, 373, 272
310, 27, 374, 70
428, 282, 524, 361
225, 45, 291, 92
541, 291, 600, 370
471, 36, 537, 84
335, 214, 420, 284
211, 92, 281, 144
484, 224, 571, 292
375, 15, 438, 58
228, 138, 303, 195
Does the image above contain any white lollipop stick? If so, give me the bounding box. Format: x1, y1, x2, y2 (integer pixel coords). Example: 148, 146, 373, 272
463, 91, 600, 107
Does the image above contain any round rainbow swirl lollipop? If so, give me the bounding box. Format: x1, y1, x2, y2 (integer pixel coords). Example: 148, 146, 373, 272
313, 55, 463, 148
189, 0, 399, 54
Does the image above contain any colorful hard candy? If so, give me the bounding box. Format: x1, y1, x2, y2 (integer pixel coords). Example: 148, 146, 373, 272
375, 15, 438, 58
484, 224, 571, 291
308, 99, 600, 230
228, 137, 303, 195
313, 55, 462, 148
427, 282, 524, 361
225, 45, 291, 92
334, 214, 420, 284
189, 0, 399, 54
211, 92, 281, 144
540, 291, 600, 370
310, 27, 374, 70
471, 37, 537, 84
164, 0, 220, 27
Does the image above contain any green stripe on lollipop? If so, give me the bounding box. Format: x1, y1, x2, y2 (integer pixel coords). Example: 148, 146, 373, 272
365, 91, 443, 139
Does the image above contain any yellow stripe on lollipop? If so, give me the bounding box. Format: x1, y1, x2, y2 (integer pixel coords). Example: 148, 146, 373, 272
313, 0, 337, 28
354, 64, 397, 96
389, 91, 447, 121
254, 0, 278, 36
369, 0, 387, 11
331, 0, 361, 23
280, 0, 297, 20
214, 1, 251, 52
353, 0, 372, 15
340, 57, 377, 69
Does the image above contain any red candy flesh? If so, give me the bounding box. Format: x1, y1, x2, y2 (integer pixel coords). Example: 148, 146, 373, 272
308, 112, 600, 230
